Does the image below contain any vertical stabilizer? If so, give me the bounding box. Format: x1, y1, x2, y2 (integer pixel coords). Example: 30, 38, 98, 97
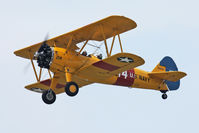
152, 56, 180, 91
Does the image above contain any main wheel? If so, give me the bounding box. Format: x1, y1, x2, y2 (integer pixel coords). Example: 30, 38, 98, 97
65, 82, 79, 96
162, 93, 168, 100
42, 89, 56, 104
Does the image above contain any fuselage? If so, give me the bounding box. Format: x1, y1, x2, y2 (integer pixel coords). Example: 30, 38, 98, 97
100, 68, 167, 91
49, 47, 168, 91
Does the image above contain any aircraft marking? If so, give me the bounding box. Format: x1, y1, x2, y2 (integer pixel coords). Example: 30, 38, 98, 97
117, 57, 134, 63
114, 69, 135, 86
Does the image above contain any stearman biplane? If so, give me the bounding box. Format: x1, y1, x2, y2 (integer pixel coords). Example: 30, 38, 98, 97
14, 15, 187, 104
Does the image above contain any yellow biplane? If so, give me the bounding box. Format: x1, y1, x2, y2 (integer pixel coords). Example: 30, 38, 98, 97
14, 15, 187, 104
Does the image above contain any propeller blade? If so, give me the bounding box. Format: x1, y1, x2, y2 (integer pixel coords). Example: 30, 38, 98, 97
23, 62, 31, 74
38, 33, 49, 53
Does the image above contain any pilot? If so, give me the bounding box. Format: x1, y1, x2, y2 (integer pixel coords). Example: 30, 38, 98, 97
97, 54, 102, 59
82, 51, 87, 56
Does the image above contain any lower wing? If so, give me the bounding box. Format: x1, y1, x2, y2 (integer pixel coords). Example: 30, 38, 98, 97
74, 53, 145, 82
25, 75, 92, 94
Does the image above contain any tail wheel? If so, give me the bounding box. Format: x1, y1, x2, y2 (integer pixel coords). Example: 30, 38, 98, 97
160, 90, 168, 100
162, 93, 168, 100
65, 82, 79, 96
42, 89, 56, 104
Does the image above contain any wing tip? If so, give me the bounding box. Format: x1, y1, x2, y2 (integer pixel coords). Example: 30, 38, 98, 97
114, 52, 145, 67
106, 15, 137, 29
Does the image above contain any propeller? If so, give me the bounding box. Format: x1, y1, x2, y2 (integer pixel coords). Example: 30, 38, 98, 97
23, 62, 31, 74
34, 34, 54, 69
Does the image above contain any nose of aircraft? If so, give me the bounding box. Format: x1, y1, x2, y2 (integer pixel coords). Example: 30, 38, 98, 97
34, 38, 54, 69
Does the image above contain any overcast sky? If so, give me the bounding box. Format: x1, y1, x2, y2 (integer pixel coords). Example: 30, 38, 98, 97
0, 0, 198, 133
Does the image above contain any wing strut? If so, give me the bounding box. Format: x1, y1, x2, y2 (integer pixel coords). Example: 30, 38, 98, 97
109, 34, 124, 56
48, 70, 52, 79
78, 40, 89, 54
66, 36, 73, 50
28, 51, 52, 82
29, 52, 39, 82
117, 34, 123, 53
39, 68, 42, 81
109, 35, 116, 55
100, 25, 110, 57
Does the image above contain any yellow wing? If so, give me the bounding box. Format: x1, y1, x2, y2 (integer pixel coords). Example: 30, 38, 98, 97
75, 53, 145, 82
25, 74, 93, 94
148, 71, 187, 82
14, 15, 137, 59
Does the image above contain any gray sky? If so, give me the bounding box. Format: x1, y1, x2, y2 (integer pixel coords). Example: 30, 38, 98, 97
0, 0, 198, 133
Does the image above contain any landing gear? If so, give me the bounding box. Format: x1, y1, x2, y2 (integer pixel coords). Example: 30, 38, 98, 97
64, 68, 79, 96
160, 90, 168, 100
65, 82, 79, 96
42, 89, 56, 104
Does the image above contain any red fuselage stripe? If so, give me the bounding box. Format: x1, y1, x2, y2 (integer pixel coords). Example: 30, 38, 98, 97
114, 69, 135, 87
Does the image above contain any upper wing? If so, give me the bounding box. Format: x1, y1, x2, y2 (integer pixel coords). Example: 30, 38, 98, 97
25, 74, 93, 94
74, 53, 145, 82
148, 71, 187, 82
14, 15, 137, 59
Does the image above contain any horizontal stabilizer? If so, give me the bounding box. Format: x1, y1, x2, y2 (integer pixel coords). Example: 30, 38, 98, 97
148, 71, 187, 82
